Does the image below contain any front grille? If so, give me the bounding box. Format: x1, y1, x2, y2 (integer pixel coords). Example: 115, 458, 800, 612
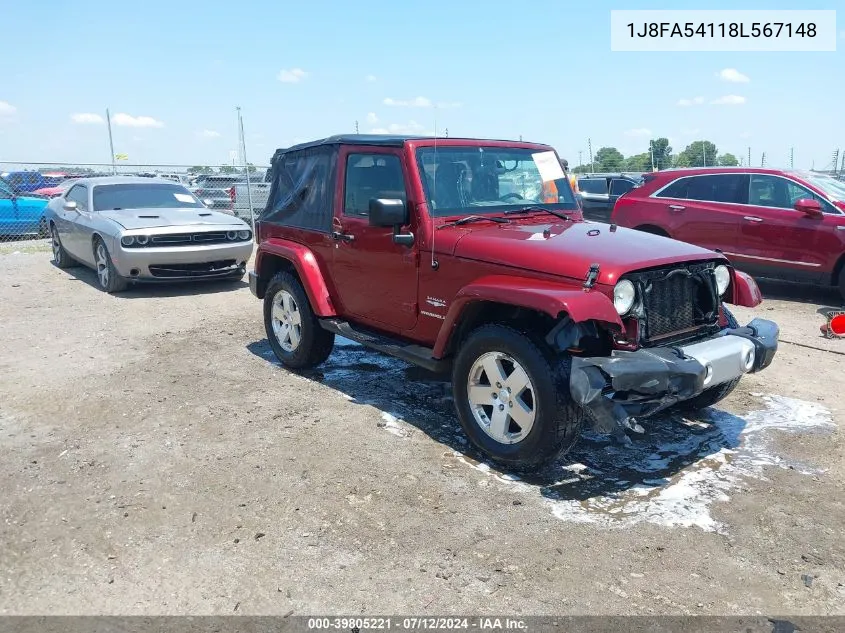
630, 263, 720, 345
148, 259, 239, 278
150, 232, 229, 246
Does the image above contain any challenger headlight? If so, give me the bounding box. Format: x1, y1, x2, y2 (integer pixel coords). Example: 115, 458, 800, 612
226, 231, 238, 241
237, 230, 251, 240
714, 265, 730, 296
136, 235, 150, 246
120, 235, 135, 246
613, 279, 636, 315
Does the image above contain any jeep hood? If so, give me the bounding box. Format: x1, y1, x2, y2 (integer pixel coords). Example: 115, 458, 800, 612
447, 221, 723, 285
99, 207, 247, 230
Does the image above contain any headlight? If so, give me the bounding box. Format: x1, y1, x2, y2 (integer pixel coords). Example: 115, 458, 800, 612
613, 279, 636, 315
136, 235, 150, 246
121, 235, 135, 246
714, 265, 730, 296
226, 230, 238, 241
237, 230, 251, 240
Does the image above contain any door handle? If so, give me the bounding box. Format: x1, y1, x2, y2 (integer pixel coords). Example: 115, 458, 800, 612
668, 204, 685, 212
836, 226, 845, 231
331, 231, 354, 243
743, 216, 763, 223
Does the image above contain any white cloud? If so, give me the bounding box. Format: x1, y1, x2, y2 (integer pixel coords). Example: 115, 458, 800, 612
370, 120, 433, 135
111, 113, 164, 128
0, 101, 17, 117
198, 129, 221, 138
436, 101, 462, 109
677, 96, 705, 106
366, 112, 378, 124
277, 68, 308, 83
625, 127, 652, 137
711, 95, 746, 105
365, 74, 377, 82
383, 96, 432, 107
718, 68, 750, 83
71, 113, 104, 124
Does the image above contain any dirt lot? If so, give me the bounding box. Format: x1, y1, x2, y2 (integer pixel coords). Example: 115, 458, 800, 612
1, 244, 844, 616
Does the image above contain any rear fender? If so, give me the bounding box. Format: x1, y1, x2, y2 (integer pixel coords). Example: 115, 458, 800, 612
255, 238, 336, 316
731, 269, 763, 308
432, 275, 623, 358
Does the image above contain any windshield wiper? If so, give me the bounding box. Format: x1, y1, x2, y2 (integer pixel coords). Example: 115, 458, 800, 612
437, 215, 510, 229
503, 206, 573, 222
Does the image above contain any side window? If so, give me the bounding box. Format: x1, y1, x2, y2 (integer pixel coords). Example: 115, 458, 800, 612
343, 153, 406, 216
749, 175, 792, 209
655, 177, 690, 199
577, 178, 608, 195
783, 179, 837, 214
0, 180, 12, 199
66, 185, 88, 211
711, 174, 749, 203
609, 179, 635, 197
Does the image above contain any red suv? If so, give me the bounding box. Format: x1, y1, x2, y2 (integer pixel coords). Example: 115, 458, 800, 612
611, 168, 845, 297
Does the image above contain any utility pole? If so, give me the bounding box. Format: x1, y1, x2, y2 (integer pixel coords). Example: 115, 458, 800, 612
789, 147, 794, 169
832, 149, 840, 174
747, 147, 751, 168
840, 151, 845, 176
578, 150, 583, 169
354, 120, 359, 134
650, 146, 655, 172
701, 143, 706, 167
588, 138, 593, 172
445, 128, 449, 138
761, 152, 766, 167
236, 106, 256, 235
106, 108, 116, 174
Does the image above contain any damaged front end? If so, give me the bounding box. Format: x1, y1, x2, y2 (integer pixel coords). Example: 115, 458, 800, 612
568, 318, 779, 443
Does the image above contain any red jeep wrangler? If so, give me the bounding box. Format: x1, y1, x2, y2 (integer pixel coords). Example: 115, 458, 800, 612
249, 135, 779, 470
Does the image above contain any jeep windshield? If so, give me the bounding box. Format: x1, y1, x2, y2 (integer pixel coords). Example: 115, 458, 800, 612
415, 146, 579, 218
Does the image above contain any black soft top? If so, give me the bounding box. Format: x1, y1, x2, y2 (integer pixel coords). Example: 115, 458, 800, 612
275, 134, 422, 156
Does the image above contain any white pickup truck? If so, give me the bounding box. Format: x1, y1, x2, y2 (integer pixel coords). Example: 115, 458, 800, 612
231, 180, 271, 222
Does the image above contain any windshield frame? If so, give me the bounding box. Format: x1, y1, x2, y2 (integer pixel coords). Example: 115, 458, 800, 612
414, 146, 580, 219
92, 183, 205, 212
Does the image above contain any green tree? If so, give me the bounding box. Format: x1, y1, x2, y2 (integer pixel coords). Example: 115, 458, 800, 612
190, 165, 213, 174
625, 153, 651, 172
572, 164, 590, 174
594, 147, 625, 172
218, 165, 237, 174
648, 137, 672, 170
718, 153, 739, 166
677, 141, 719, 167
246, 163, 257, 173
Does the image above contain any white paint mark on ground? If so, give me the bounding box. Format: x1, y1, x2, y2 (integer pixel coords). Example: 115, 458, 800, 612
448, 395, 834, 532
379, 412, 413, 438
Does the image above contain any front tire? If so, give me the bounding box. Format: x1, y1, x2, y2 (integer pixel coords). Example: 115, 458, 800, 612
452, 324, 583, 471
263, 271, 335, 369
93, 237, 128, 293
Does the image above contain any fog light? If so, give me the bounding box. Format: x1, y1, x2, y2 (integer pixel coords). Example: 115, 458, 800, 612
703, 364, 713, 386
743, 348, 755, 371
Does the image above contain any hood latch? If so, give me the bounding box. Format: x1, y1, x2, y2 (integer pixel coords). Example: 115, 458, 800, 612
583, 263, 600, 290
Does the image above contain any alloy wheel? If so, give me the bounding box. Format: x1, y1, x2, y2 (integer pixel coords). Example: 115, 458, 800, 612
466, 351, 536, 444
95, 243, 109, 288
271, 289, 303, 352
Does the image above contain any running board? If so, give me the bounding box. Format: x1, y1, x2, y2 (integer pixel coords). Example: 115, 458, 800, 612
319, 318, 450, 374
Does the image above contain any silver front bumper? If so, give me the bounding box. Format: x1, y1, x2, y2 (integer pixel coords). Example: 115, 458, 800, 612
678, 334, 757, 388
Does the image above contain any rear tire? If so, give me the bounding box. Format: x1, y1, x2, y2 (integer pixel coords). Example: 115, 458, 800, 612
264, 271, 335, 369
50, 224, 74, 269
676, 305, 740, 412
451, 324, 583, 471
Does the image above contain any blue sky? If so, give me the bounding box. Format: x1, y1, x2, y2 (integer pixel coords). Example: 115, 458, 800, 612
0, 0, 841, 169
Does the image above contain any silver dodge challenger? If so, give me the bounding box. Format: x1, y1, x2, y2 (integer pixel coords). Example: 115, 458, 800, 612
45, 176, 255, 293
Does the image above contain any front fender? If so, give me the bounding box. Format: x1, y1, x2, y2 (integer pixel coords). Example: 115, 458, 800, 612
432, 275, 623, 358
730, 269, 763, 308
255, 238, 336, 316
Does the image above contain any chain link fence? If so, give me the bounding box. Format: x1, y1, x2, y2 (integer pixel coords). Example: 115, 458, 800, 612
0, 163, 271, 244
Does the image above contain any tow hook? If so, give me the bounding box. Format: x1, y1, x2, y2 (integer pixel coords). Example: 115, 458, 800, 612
583, 263, 600, 289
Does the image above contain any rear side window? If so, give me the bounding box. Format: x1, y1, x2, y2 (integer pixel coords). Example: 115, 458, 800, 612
264, 147, 336, 231
609, 179, 635, 197
656, 174, 748, 203
578, 178, 608, 195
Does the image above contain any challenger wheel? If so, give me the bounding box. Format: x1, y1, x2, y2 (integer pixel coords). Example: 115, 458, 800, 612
93, 237, 128, 293
263, 271, 334, 369
452, 324, 583, 471
50, 224, 74, 269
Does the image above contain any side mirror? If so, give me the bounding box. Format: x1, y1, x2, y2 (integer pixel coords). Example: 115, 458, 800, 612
368, 198, 408, 227
63, 200, 79, 212
794, 198, 823, 218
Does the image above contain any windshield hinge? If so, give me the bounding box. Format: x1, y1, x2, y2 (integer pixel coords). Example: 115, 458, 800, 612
583, 263, 600, 289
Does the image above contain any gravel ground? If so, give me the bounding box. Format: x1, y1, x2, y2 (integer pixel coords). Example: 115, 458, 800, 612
1, 245, 844, 616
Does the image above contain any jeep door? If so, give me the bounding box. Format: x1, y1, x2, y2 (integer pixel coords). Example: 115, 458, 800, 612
650, 173, 748, 253
331, 147, 418, 330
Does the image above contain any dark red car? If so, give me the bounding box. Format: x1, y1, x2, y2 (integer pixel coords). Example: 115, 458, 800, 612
611, 167, 845, 297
